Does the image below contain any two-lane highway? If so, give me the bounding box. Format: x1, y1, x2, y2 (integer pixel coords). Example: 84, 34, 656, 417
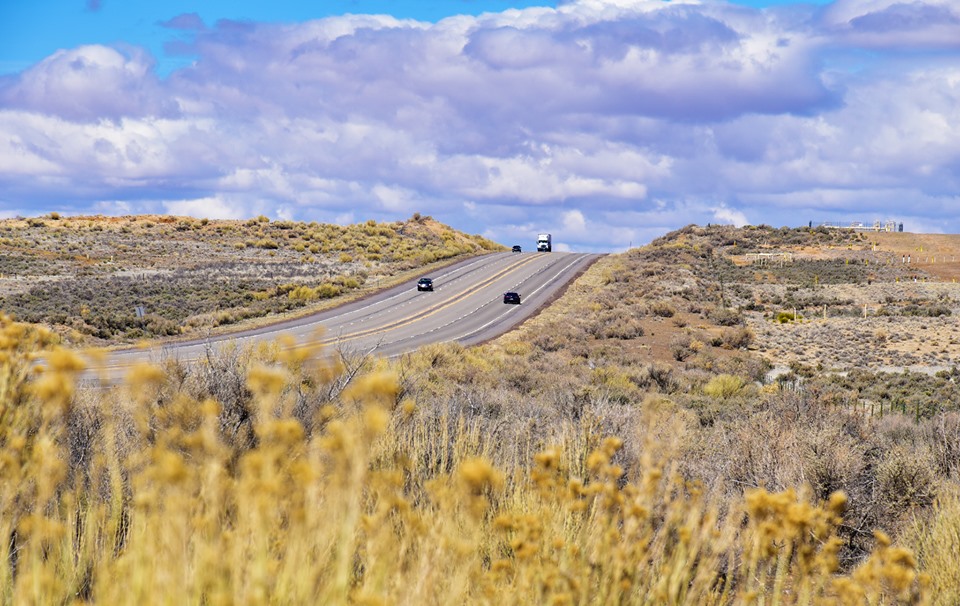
94, 251, 600, 378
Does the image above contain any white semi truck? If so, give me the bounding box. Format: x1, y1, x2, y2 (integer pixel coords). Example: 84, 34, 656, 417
537, 233, 552, 252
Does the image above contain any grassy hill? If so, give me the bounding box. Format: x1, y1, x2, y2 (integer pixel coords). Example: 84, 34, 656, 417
0, 222, 956, 603
0, 213, 502, 344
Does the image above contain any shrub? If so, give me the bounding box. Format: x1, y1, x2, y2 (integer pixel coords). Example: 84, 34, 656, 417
288, 285, 318, 301
650, 300, 676, 317
710, 307, 743, 326
315, 283, 341, 298
335, 276, 361, 290
876, 445, 938, 515
719, 326, 754, 349
776, 311, 798, 323
143, 315, 181, 336
670, 333, 699, 361
703, 374, 745, 399
587, 313, 644, 340
0, 321, 932, 604
531, 330, 566, 352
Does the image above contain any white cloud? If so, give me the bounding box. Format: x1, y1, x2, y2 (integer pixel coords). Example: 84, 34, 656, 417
562, 209, 588, 234
1, 0, 959, 250
1, 45, 173, 121
822, 0, 960, 49
712, 204, 749, 227
163, 196, 250, 219
372, 184, 418, 212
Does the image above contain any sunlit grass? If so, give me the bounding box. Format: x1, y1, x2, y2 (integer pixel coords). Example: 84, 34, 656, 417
0, 313, 937, 604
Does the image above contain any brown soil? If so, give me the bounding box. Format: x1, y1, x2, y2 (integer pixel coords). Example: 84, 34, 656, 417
750, 312, 959, 372
622, 313, 742, 366
745, 237, 960, 373
873, 232, 960, 281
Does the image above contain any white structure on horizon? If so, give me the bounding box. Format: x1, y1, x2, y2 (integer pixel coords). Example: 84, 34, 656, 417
819, 220, 901, 232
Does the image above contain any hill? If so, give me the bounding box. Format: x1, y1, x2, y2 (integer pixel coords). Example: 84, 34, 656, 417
483, 222, 960, 547
512, 223, 960, 375
873, 232, 960, 281
0, 213, 502, 344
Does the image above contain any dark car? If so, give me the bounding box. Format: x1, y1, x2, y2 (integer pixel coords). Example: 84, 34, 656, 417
417, 278, 434, 291
503, 291, 521, 304
511, 245, 522, 253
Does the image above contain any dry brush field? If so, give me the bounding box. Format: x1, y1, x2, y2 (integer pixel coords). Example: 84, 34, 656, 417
0, 213, 502, 344
1, 220, 959, 604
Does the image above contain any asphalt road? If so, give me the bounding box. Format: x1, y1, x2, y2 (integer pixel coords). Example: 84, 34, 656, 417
91, 251, 601, 379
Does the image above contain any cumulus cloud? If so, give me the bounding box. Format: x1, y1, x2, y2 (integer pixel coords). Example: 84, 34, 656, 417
822, 0, 960, 48
712, 204, 749, 227
0, 46, 175, 121
562, 209, 588, 233
2, 0, 959, 249
163, 196, 250, 219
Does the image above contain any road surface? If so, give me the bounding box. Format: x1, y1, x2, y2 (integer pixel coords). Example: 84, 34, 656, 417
90, 251, 600, 379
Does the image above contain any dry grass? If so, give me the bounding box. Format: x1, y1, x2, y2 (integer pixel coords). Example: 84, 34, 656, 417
0, 314, 935, 604
907, 486, 960, 605
3, 222, 959, 604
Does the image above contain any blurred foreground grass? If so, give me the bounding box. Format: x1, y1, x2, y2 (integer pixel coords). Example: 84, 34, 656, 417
0, 313, 948, 604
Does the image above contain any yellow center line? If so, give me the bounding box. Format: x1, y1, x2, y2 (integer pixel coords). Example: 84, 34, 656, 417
93, 253, 545, 371
312, 253, 544, 346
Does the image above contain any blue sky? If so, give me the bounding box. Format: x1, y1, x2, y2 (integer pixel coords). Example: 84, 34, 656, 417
1, 1, 564, 75
1, 0, 833, 74
1, 0, 958, 251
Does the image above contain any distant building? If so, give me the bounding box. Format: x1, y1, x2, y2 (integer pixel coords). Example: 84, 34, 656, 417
819, 220, 899, 232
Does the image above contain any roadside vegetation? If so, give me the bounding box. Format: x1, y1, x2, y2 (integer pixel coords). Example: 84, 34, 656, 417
2, 220, 959, 603
0, 213, 502, 344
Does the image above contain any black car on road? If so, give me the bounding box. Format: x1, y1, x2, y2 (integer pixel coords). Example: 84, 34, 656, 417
503, 292, 521, 304
511, 245, 522, 253
417, 278, 434, 291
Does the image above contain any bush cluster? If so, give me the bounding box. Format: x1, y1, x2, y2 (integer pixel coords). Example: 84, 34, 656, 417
0, 314, 943, 603
3, 219, 959, 602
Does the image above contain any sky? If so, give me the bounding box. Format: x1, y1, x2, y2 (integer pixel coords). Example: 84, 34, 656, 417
1, 0, 958, 252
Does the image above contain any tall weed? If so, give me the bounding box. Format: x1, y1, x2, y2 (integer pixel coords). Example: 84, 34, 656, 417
0, 315, 933, 603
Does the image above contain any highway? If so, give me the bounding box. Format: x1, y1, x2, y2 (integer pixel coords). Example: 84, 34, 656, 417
90, 251, 601, 379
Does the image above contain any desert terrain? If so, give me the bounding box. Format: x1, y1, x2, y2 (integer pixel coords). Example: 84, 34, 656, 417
2, 219, 957, 604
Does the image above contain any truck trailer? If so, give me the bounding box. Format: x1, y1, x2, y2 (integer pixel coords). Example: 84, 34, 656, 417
537, 233, 552, 252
